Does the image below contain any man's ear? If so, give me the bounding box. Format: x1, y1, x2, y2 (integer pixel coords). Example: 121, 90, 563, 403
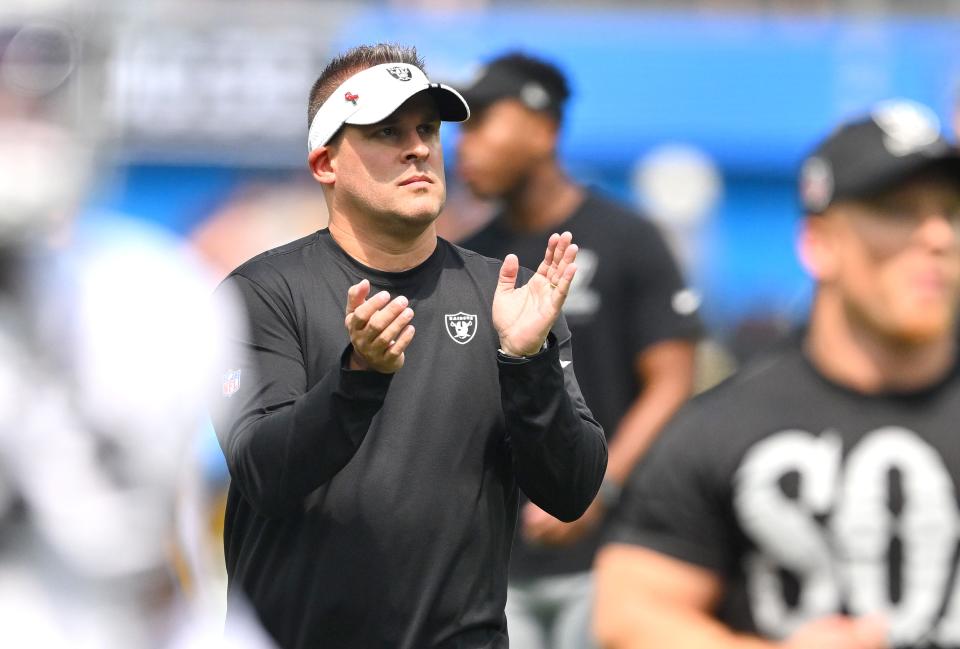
798, 214, 838, 281
308, 145, 336, 186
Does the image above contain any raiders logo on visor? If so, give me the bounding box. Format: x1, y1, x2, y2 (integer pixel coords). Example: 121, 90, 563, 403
386, 65, 413, 81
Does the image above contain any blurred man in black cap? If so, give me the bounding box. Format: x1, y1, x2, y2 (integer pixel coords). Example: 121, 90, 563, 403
596, 99, 960, 649
456, 52, 701, 649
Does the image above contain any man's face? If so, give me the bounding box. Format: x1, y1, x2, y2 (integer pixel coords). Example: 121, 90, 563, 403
815, 174, 960, 344
457, 98, 554, 199
327, 92, 445, 230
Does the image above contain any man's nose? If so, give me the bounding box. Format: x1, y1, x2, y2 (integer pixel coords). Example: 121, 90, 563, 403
404, 134, 430, 161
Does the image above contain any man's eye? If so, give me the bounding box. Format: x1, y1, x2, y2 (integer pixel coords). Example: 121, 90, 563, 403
418, 123, 439, 136
378, 127, 397, 137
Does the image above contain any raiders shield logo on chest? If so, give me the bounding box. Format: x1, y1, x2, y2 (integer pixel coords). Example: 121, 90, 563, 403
444, 312, 477, 344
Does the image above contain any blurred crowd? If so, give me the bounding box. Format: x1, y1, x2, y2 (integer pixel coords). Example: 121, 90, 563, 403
1, 0, 959, 648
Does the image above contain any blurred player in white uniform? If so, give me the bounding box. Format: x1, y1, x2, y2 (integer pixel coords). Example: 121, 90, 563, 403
0, 4, 270, 647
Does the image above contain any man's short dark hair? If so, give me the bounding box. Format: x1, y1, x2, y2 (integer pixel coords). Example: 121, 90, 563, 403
307, 44, 425, 127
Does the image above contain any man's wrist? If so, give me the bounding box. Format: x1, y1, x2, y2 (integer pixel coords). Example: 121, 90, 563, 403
348, 348, 369, 370
498, 338, 549, 359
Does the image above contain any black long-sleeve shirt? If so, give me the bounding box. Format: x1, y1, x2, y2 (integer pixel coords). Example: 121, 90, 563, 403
211, 230, 607, 649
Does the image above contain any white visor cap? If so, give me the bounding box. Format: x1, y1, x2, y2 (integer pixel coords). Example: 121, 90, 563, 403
307, 62, 470, 152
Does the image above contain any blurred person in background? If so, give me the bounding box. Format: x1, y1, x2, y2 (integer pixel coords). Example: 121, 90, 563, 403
210, 43, 607, 649
0, 4, 269, 647
187, 179, 331, 615
191, 180, 330, 283
594, 99, 960, 649
456, 52, 701, 649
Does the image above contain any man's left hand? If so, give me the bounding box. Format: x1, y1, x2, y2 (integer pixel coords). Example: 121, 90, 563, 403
493, 231, 578, 357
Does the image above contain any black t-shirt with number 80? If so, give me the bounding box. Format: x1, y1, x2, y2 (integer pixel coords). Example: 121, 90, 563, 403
608, 338, 960, 648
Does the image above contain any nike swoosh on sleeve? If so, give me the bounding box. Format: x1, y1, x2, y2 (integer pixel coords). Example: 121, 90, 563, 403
560, 360, 572, 368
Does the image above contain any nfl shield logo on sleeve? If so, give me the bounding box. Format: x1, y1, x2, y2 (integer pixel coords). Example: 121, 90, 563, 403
222, 369, 242, 398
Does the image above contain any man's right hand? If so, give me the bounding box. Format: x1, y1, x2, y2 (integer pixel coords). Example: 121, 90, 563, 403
782, 615, 888, 649
344, 279, 415, 373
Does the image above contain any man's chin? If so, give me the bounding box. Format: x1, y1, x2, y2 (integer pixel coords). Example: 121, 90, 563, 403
404, 205, 443, 224
380, 206, 442, 232
888, 315, 956, 346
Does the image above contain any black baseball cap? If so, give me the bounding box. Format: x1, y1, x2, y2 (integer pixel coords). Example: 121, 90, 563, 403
457, 52, 571, 120
799, 99, 960, 215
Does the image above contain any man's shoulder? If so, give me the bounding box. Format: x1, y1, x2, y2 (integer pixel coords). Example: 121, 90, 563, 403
228, 231, 324, 285
573, 190, 667, 247
636, 342, 809, 486
679, 343, 808, 430
578, 190, 648, 226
